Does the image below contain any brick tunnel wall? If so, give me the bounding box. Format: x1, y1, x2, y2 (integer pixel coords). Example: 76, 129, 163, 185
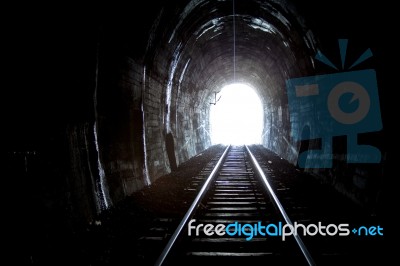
141, 48, 212, 183
91, 31, 214, 211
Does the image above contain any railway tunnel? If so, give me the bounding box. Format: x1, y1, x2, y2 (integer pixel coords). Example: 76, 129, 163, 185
6, 0, 389, 264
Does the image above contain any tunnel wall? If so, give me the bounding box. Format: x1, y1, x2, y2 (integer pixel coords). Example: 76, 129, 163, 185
143, 46, 212, 180
96, 51, 148, 203
142, 66, 172, 180
259, 62, 384, 212
89, 22, 214, 210
259, 49, 385, 214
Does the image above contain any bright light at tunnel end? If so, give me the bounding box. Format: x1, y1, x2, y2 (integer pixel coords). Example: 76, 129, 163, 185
210, 83, 263, 145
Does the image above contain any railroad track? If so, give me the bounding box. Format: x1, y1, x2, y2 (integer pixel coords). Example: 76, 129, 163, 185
154, 145, 315, 265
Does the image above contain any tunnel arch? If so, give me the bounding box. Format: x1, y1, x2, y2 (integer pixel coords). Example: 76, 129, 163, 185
139, 0, 317, 171
40, 0, 385, 224
92, 0, 318, 208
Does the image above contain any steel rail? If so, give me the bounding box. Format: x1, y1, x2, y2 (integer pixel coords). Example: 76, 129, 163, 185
155, 145, 231, 266
245, 145, 316, 266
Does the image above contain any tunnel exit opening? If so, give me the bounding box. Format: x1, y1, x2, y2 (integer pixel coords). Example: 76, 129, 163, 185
210, 83, 263, 145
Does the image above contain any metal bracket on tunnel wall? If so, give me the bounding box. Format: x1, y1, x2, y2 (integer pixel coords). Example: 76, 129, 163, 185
286, 39, 382, 168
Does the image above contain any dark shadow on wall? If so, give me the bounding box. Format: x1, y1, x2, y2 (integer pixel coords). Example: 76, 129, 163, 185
296, 125, 311, 170
166, 133, 178, 171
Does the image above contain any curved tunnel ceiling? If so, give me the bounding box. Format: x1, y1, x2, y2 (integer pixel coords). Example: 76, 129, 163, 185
145, 0, 316, 110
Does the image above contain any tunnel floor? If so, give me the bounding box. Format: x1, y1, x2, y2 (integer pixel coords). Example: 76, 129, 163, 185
27, 145, 387, 265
